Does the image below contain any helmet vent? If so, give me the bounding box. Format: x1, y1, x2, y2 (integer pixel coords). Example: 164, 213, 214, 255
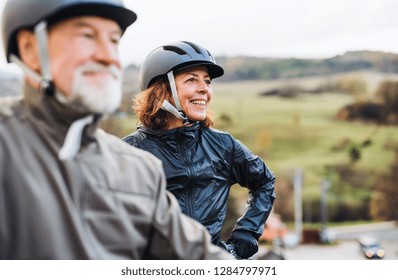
163, 45, 187, 55
182, 41, 202, 54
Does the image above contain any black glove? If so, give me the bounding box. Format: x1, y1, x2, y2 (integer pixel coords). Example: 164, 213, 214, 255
227, 230, 258, 259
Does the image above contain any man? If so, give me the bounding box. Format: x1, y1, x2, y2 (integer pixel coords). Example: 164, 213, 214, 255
0, 0, 233, 260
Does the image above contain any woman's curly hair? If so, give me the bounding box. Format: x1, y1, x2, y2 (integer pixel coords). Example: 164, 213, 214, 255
133, 76, 214, 130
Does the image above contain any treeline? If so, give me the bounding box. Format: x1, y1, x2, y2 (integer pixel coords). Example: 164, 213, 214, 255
215, 50, 398, 81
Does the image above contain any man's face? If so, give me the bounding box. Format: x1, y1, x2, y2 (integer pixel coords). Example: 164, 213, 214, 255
47, 16, 123, 114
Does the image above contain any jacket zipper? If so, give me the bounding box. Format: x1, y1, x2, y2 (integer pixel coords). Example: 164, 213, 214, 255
176, 131, 196, 220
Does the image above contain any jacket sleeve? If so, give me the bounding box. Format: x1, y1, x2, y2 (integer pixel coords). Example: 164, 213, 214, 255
147, 164, 233, 260
230, 137, 276, 239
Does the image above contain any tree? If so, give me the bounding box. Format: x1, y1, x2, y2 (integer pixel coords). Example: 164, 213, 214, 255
375, 80, 398, 122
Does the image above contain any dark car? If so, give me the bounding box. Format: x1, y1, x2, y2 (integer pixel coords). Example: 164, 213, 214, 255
358, 236, 385, 259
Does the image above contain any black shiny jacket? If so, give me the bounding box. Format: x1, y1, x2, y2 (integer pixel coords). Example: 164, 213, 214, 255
123, 123, 276, 245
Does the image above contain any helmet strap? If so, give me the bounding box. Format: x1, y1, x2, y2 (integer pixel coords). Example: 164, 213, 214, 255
10, 21, 56, 97
161, 100, 188, 122
10, 54, 42, 84
167, 71, 183, 110
165, 71, 192, 125
34, 21, 55, 97
12, 21, 71, 105
11, 53, 70, 105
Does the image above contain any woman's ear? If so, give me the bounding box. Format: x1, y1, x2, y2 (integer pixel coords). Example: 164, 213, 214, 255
16, 30, 40, 71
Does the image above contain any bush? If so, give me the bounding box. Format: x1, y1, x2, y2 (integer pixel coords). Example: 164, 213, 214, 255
370, 149, 398, 221
337, 80, 398, 125
335, 102, 384, 123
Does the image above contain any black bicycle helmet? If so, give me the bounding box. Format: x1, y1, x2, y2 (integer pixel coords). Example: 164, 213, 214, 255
2, 0, 137, 62
139, 41, 224, 91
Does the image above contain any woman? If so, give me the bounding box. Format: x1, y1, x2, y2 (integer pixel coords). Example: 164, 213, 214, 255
123, 41, 276, 259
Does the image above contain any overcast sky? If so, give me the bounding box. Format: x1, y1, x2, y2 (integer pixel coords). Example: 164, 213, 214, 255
1, 0, 398, 73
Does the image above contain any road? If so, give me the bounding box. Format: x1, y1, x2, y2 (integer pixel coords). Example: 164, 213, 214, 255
255, 221, 398, 260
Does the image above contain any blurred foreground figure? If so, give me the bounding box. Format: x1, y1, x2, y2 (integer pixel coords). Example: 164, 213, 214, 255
0, 0, 232, 260
124, 41, 276, 259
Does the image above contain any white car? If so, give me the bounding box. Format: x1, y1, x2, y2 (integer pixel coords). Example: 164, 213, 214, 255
358, 236, 385, 259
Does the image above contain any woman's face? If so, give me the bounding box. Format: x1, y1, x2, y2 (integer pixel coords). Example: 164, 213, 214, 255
173, 65, 212, 125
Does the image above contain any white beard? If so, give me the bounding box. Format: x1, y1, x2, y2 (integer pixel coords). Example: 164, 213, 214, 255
65, 62, 123, 114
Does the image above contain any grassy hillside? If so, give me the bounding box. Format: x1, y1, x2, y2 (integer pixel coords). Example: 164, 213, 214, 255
212, 79, 396, 182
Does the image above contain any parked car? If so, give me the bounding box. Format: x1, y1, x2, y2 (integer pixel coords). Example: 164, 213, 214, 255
358, 236, 385, 259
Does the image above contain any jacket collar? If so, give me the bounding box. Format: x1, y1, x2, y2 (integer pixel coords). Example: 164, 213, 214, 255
139, 122, 201, 148
139, 122, 201, 136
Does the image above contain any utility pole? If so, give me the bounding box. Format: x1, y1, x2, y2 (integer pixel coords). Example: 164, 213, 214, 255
293, 168, 303, 243
320, 179, 331, 243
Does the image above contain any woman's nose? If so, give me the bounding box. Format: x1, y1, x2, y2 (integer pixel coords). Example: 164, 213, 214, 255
197, 79, 210, 93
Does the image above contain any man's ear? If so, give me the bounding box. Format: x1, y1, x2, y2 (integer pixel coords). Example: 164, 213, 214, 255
16, 30, 40, 71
